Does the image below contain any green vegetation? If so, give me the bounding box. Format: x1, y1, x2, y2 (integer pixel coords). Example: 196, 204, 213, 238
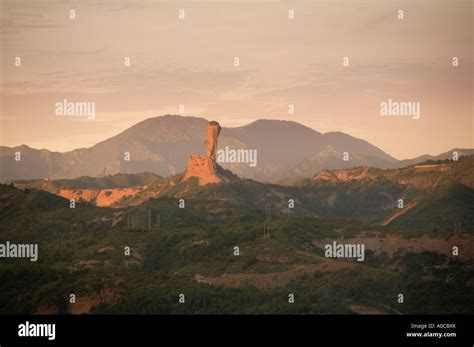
1, 156, 473, 315
0, 183, 473, 314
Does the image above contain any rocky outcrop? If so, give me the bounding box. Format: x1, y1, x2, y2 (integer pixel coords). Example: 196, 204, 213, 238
205, 121, 221, 162
57, 186, 150, 207
183, 121, 229, 185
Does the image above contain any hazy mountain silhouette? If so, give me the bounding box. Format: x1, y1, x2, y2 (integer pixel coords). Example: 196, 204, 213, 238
1, 115, 472, 181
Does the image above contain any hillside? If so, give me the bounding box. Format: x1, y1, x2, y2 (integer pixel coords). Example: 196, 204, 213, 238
13, 156, 474, 231
13, 172, 162, 192
0, 184, 472, 315
115, 156, 474, 229
5, 115, 463, 182
386, 180, 474, 231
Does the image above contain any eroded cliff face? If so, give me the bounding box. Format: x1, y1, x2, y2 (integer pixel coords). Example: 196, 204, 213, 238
36, 121, 234, 206
183, 121, 224, 185
58, 186, 151, 207
206, 121, 221, 161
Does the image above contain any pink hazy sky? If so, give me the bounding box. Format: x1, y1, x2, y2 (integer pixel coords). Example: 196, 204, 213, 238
0, 0, 472, 159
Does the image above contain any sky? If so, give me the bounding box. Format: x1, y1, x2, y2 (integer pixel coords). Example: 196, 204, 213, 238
0, 0, 472, 159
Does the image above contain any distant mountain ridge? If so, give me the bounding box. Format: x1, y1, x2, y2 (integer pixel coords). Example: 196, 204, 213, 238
1, 115, 472, 182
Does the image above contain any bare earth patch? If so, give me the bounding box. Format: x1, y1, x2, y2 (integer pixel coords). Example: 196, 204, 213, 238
98, 246, 115, 253
314, 168, 371, 183
348, 304, 389, 315
312, 234, 474, 261
58, 186, 151, 207
67, 288, 122, 314
191, 240, 210, 246
194, 258, 356, 289
256, 254, 289, 263
34, 302, 60, 315
123, 248, 143, 268
381, 201, 417, 226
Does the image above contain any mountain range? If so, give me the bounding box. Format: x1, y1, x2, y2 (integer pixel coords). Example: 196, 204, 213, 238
12, 154, 474, 231
1, 115, 472, 182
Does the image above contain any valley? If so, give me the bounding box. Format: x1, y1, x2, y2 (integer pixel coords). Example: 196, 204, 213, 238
0, 155, 473, 314
0, 195, 471, 314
